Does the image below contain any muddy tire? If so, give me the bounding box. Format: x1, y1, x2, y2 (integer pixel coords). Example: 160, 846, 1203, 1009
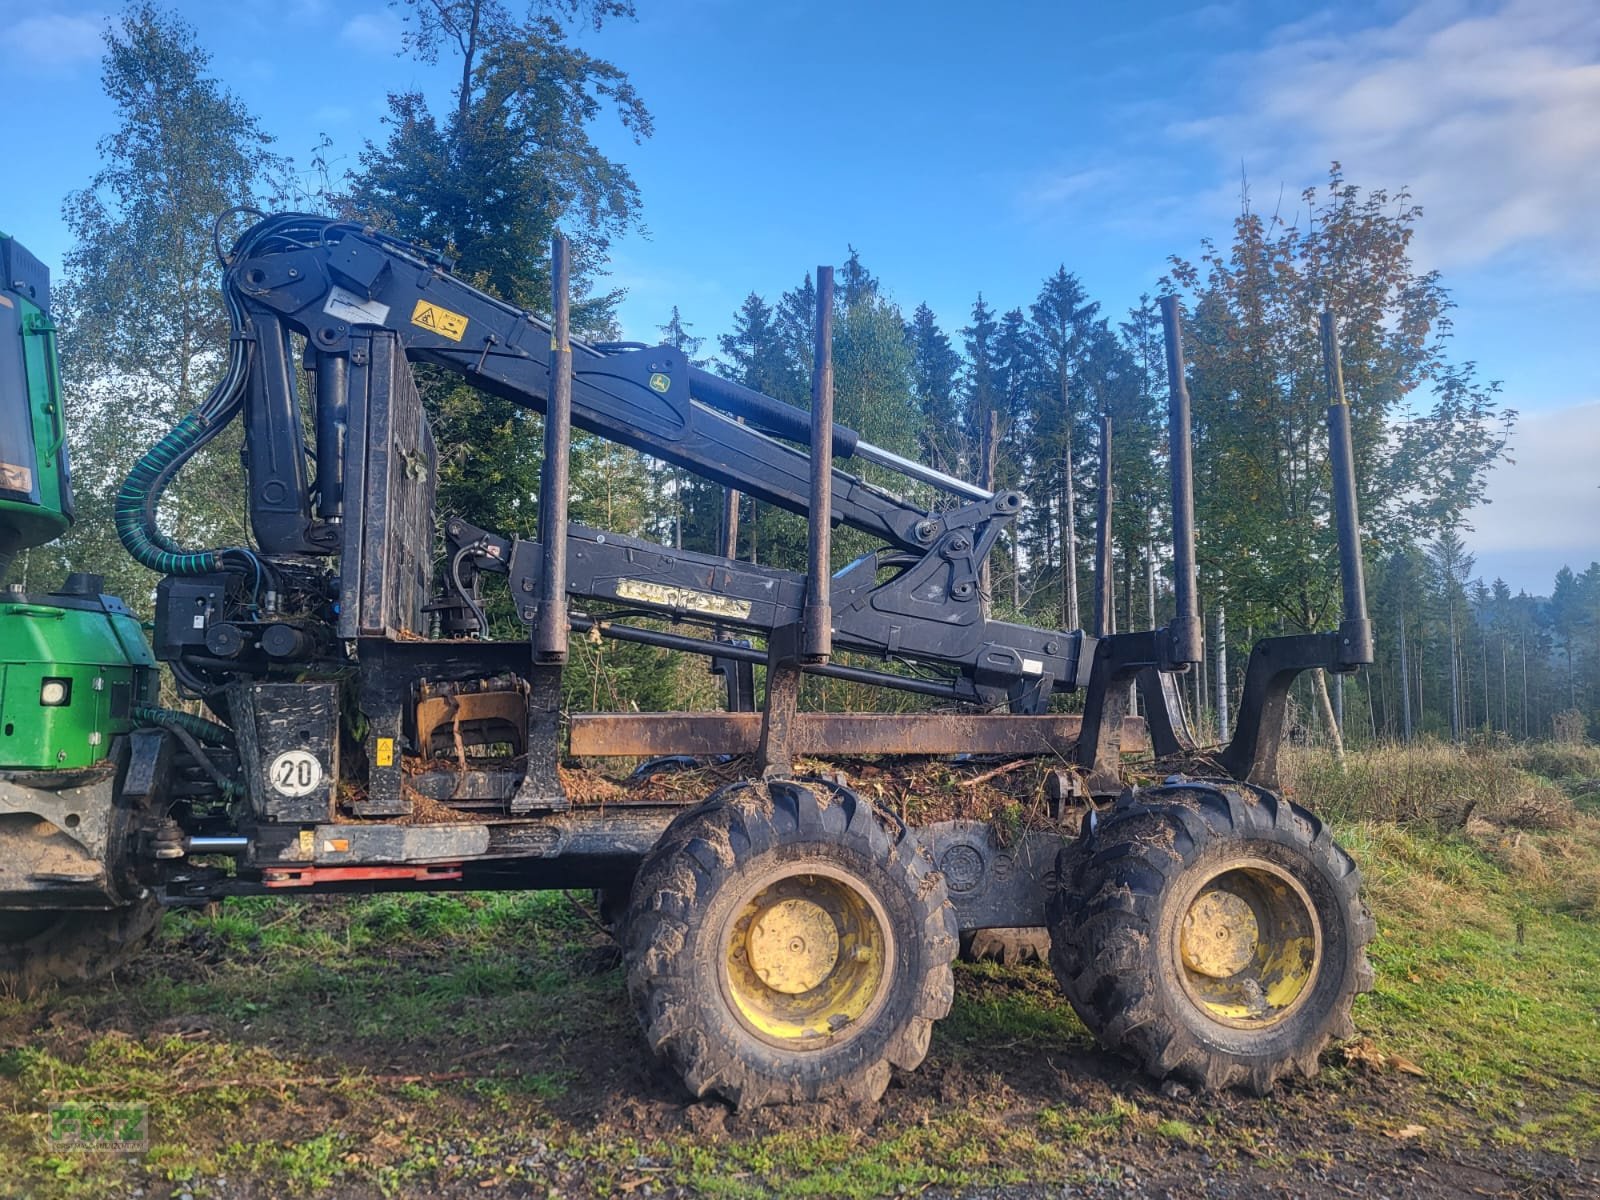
623, 778, 957, 1108
1047, 780, 1373, 1094
0, 898, 164, 996
961, 926, 1051, 966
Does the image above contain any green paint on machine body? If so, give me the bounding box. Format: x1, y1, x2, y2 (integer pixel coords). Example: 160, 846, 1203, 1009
0, 589, 156, 769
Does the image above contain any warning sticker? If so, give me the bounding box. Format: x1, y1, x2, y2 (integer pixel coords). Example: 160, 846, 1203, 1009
323, 286, 391, 327
410, 299, 468, 342
375, 736, 395, 767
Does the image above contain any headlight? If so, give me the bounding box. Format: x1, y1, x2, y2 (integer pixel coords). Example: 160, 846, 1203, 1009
39, 678, 71, 706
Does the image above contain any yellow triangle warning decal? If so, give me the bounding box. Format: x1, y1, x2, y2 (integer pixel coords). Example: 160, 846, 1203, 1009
410, 299, 468, 342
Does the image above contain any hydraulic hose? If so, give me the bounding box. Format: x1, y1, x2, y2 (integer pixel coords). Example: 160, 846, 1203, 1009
134, 707, 242, 799
114, 244, 254, 574
132, 705, 233, 746
115, 412, 228, 573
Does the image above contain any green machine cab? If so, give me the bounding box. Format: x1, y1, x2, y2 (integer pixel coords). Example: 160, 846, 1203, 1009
0, 232, 71, 570
0, 233, 156, 770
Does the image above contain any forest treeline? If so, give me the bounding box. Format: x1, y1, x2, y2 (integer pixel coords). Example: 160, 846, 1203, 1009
34, 1, 1599, 744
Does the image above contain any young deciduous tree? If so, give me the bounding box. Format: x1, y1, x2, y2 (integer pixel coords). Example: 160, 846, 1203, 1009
1167, 167, 1513, 742
45, 2, 286, 606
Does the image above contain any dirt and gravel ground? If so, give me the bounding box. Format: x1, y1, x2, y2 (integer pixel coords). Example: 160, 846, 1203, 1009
1, 890, 1595, 1199
3, 745, 1599, 1197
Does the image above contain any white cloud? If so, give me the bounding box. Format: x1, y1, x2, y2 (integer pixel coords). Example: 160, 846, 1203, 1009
1197, 0, 1600, 280
7, 11, 104, 69
1465, 399, 1600, 563
1016, 166, 1127, 219
339, 10, 402, 56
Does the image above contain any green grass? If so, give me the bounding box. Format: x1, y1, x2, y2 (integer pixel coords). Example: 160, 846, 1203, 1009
1154, 1117, 1198, 1144
1336, 819, 1600, 1151
2, 744, 1598, 1197
940, 960, 1090, 1049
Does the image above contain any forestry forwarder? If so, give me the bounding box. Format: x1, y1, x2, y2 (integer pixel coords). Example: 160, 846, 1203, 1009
0, 213, 1376, 1106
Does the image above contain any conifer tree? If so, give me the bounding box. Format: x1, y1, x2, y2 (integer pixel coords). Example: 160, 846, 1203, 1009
905, 304, 963, 473
1029, 269, 1099, 630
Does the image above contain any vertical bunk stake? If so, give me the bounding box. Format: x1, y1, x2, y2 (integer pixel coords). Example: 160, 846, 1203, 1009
1159, 296, 1202, 669
1093, 411, 1114, 637
758, 265, 833, 779
1320, 310, 1374, 667
535, 234, 573, 663
802, 265, 835, 664
1212, 310, 1378, 789
512, 232, 574, 814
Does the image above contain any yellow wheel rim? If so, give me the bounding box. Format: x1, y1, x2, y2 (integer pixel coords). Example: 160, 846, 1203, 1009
721, 864, 890, 1047
1173, 857, 1321, 1028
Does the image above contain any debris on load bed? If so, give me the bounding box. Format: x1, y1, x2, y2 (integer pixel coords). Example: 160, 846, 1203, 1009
584, 753, 1086, 829
383, 746, 1186, 828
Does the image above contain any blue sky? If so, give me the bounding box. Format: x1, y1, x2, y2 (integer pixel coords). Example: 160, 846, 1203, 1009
2, 0, 1595, 593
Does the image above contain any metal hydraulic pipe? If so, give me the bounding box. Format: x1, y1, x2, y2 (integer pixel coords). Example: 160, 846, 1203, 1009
565, 613, 966, 701
688, 367, 858, 458
1320, 310, 1375, 666
1159, 296, 1203, 667
185, 836, 250, 854
313, 351, 347, 522
802, 266, 835, 663
849, 440, 995, 501
534, 234, 573, 662
688, 368, 992, 502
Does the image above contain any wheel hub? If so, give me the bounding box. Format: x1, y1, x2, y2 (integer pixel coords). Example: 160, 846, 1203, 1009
1172, 858, 1321, 1028
1180, 890, 1259, 978
745, 897, 840, 994
722, 867, 890, 1047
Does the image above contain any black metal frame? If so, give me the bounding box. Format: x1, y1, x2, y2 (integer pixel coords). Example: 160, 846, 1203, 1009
138, 216, 1376, 914
1069, 299, 1374, 794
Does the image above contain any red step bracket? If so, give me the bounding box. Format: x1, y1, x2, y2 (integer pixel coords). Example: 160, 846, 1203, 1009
262, 863, 464, 888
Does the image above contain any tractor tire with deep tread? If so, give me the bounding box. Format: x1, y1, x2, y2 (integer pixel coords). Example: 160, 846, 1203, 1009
1047, 780, 1374, 1094
0, 898, 164, 996
623, 778, 957, 1109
